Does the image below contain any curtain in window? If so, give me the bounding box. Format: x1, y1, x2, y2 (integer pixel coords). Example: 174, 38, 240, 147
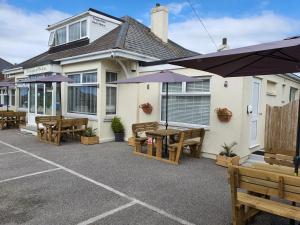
19, 87, 28, 108
161, 95, 210, 125
106, 87, 116, 115
55, 27, 66, 45
69, 22, 80, 42
68, 86, 97, 115
81, 20, 87, 37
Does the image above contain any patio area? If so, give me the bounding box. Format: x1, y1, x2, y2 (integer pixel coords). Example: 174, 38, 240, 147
0, 129, 291, 225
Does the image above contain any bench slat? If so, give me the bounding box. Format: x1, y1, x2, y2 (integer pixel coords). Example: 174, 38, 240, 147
238, 192, 300, 221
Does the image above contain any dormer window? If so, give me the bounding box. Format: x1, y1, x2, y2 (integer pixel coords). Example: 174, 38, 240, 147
48, 20, 87, 47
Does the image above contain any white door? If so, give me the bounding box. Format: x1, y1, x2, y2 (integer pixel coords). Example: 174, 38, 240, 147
250, 78, 261, 147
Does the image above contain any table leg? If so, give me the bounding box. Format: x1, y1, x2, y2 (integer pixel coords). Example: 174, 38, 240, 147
147, 140, 153, 157
156, 137, 163, 159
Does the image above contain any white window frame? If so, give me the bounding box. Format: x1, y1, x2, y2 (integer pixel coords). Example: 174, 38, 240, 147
159, 77, 211, 128
49, 19, 88, 47
105, 71, 118, 117
0, 89, 8, 106
66, 70, 98, 118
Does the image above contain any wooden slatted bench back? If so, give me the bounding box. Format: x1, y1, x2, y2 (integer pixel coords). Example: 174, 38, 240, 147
58, 118, 88, 130
132, 122, 159, 137
264, 152, 294, 167
228, 165, 300, 224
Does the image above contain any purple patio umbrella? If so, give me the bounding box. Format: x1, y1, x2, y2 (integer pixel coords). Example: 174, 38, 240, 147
170, 36, 300, 174
112, 70, 199, 154
0, 80, 15, 111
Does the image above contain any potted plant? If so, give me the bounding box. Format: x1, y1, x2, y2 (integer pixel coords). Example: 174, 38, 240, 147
81, 127, 99, 145
139, 102, 153, 114
216, 142, 240, 167
215, 107, 232, 122
111, 117, 125, 142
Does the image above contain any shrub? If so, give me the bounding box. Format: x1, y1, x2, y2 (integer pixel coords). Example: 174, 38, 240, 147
83, 127, 97, 137
220, 142, 237, 157
111, 117, 124, 133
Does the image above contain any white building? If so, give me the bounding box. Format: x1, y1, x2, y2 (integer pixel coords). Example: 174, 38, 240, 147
3, 5, 300, 161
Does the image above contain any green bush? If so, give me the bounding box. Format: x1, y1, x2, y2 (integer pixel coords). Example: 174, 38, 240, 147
83, 127, 97, 137
111, 117, 124, 133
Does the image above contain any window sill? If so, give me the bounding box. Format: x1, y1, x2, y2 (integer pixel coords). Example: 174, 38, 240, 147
159, 121, 210, 131
65, 113, 98, 121
103, 115, 117, 122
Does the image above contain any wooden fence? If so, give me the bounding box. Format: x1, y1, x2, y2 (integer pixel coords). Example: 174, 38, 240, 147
264, 100, 299, 161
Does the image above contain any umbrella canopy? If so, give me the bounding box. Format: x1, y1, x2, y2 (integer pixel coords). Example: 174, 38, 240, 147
0, 81, 14, 87
170, 36, 300, 77
18, 73, 73, 84
36, 74, 74, 83
112, 70, 199, 84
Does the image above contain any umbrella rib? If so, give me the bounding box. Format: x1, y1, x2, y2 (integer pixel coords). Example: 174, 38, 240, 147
277, 50, 300, 63
225, 49, 280, 77
204, 53, 257, 71
255, 50, 300, 63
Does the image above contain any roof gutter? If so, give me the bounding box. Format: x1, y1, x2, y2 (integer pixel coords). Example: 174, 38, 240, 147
3, 67, 24, 75
58, 49, 159, 65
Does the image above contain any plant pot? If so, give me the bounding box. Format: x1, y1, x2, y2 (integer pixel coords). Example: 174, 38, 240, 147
114, 132, 125, 142
216, 155, 240, 167
217, 114, 232, 122
142, 106, 153, 114
80, 136, 99, 145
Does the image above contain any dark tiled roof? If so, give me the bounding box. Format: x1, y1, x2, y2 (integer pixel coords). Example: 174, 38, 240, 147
0, 58, 13, 72
13, 16, 199, 69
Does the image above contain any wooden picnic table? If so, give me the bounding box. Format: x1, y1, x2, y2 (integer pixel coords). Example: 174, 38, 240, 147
42, 121, 58, 142
146, 128, 180, 159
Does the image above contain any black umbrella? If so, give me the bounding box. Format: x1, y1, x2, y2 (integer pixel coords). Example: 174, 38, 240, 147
0, 81, 15, 111
112, 70, 199, 155
170, 36, 300, 175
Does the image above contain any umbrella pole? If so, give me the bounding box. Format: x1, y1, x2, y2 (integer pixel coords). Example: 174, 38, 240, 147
6, 87, 8, 112
164, 83, 169, 157
294, 98, 300, 175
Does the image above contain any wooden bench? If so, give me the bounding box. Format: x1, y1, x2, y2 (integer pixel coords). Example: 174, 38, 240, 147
0, 111, 26, 129
52, 118, 88, 145
132, 122, 159, 153
264, 152, 294, 167
168, 128, 205, 164
35, 116, 64, 141
228, 165, 300, 225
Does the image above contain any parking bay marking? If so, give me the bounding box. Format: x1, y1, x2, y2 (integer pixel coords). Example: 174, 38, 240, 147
0, 140, 196, 225
0, 151, 21, 156
0, 168, 61, 183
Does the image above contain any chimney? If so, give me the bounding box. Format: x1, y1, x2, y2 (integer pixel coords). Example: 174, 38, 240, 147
218, 37, 230, 51
151, 3, 169, 43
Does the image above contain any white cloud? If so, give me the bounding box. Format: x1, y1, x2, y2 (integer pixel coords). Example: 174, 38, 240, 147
166, 2, 189, 15
169, 11, 300, 54
0, 2, 70, 64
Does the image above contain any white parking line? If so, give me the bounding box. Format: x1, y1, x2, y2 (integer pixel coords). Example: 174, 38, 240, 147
0, 151, 21, 156
0, 140, 196, 225
77, 200, 138, 225
0, 168, 61, 183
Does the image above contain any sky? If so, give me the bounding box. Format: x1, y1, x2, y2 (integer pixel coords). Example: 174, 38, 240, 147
1, 0, 300, 64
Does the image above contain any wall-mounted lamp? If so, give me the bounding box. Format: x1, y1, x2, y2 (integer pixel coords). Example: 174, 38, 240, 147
224, 81, 228, 88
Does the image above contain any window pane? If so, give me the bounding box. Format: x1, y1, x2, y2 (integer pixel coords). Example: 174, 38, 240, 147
68, 86, 97, 115
19, 87, 28, 108
56, 83, 62, 116
29, 84, 35, 113
81, 20, 87, 37
37, 84, 44, 114
83, 72, 97, 83
161, 95, 210, 125
11, 89, 15, 106
162, 83, 182, 92
45, 84, 52, 115
186, 79, 210, 92
106, 72, 117, 83
3, 91, 8, 106
68, 74, 80, 83
69, 22, 80, 42
106, 87, 116, 115
48, 31, 55, 46
55, 27, 66, 45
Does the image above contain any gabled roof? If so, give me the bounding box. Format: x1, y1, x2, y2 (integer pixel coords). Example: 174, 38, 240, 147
0, 58, 13, 72
12, 15, 199, 69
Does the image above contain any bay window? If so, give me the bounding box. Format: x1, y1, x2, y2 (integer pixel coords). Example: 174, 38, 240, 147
106, 72, 117, 115
67, 71, 97, 115
161, 78, 211, 126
